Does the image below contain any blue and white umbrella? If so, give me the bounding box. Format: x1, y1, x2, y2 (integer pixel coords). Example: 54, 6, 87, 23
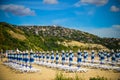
107, 52, 110, 61
61, 50, 65, 65
22, 51, 25, 66
98, 50, 102, 61
56, 51, 59, 64
42, 51, 45, 62
86, 52, 88, 60
36, 51, 39, 62
77, 50, 82, 68
83, 50, 87, 63
24, 51, 29, 67
111, 54, 116, 66
29, 50, 34, 68
17, 52, 20, 65
115, 50, 119, 62
91, 50, 95, 63
15, 52, 17, 64
100, 51, 105, 64
38, 52, 42, 62
69, 50, 73, 66
65, 51, 69, 62
118, 50, 120, 59
46, 51, 49, 63
7, 53, 10, 62
51, 51, 54, 63
34, 51, 37, 62
111, 50, 115, 66
19, 52, 23, 66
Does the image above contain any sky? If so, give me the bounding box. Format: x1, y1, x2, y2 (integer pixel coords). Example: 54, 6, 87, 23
0, 0, 120, 38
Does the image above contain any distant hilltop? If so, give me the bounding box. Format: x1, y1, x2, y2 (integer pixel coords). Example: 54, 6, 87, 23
0, 22, 119, 51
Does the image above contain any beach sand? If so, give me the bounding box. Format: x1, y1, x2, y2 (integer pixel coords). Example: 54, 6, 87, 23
0, 59, 120, 80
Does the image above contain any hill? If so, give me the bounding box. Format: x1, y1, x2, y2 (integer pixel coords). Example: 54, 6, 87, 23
0, 22, 119, 51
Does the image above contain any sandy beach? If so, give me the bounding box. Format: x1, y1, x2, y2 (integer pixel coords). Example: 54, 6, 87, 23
0, 58, 120, 80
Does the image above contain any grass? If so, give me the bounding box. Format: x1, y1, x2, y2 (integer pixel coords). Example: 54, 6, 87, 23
54, 72, 84, 80
89, 76, 108, 80
54, 72, 120, 80
7, 30, 26, 41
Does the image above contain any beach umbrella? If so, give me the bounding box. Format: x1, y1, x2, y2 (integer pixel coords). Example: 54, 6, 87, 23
107, 52, 110, 62
22, 51, 25, 66
56, 51, 59, 64
100, 51, 105, 64
14, 53, 18, 64
61, 50, 65, 65
66, 51, 69, 62
69, 50, 73, 66
51, 51, 54, 63
98, 50, 102, 61
36, 51, 39, 62
42, 51, 45, 62
24, 50, 29, 67
9, 53, 12, 63
46, 51, 49, 63
19, 52, 23, 66
119, 49, 120, 58
29, 50, 34, 69
41, 52, 43, 62
86, 51, 88, 60
34, 53, 37, 62
83, 50, 87, 63
77, 50, 82, 68
111, 53, 116, 66
34, 51, 38, 62
115, 49, 119, 62
91, 50, 95, 63
17, 53, 19, 65
38, 51, 42, 62
17, 52, 21, 65
7, 53, 10, 62
9, 52, 12, 62
16, 48, 20, 64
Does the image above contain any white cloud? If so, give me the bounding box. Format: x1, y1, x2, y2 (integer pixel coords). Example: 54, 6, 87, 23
75, 0, 108, 7
110, 5, 120, 12
43, 0, 58, 4
0, 4, 35, 16
80, 25, 120, 38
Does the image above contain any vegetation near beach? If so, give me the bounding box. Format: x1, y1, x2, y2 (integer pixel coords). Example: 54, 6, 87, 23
54, 72, 120, 80
0, 22, 119, 52
54, 72, 83, 80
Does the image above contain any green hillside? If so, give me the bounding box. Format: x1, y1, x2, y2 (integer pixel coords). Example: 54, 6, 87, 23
0, 22, 119, 51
